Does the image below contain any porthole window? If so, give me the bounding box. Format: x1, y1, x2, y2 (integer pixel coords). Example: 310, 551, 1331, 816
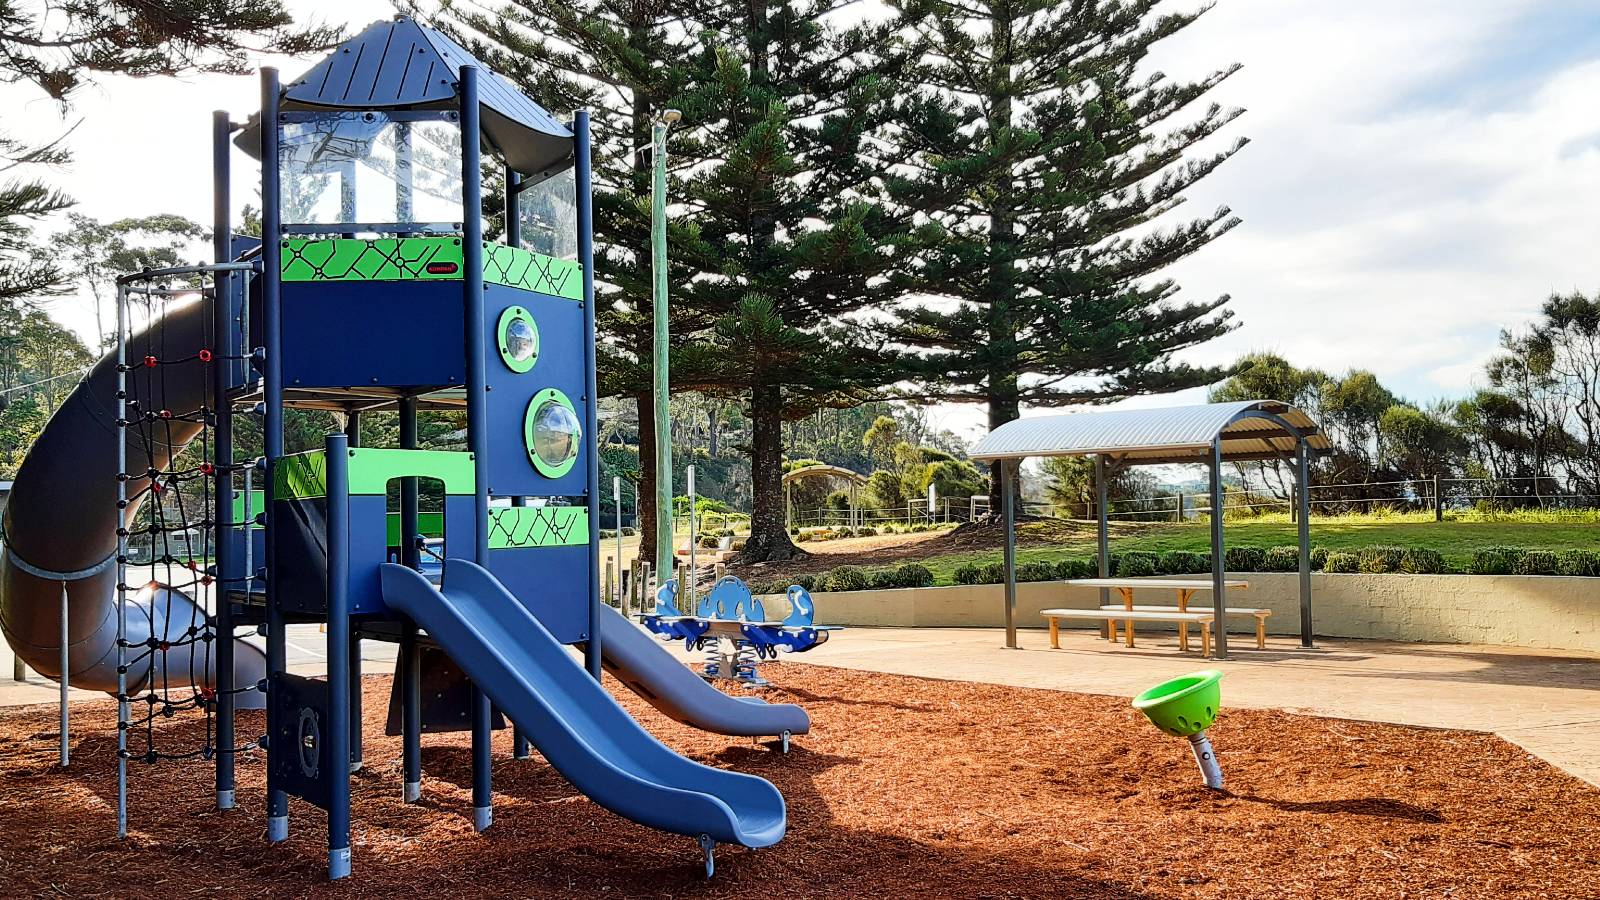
497, 306, 540, 373
524, 388, 580, 478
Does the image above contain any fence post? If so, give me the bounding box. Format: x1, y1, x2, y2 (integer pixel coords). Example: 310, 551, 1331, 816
1432, 474, 1443, 521
1175, 491, 1183, 523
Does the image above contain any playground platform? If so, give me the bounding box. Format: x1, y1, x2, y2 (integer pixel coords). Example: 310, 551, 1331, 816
7, 625, 1597, 786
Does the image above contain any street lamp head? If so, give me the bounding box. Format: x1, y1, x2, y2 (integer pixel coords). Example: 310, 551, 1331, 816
661, 108, 682, 126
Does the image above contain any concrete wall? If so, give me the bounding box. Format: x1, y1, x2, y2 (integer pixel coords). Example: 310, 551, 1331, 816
762, 573, 1600, 652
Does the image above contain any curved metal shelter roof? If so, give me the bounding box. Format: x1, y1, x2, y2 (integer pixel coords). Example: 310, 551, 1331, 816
969, 400, 1329, 466
781, 464, 868, 486
236, 16, 574, 176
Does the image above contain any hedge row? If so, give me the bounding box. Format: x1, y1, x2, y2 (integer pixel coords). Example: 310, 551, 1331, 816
752, 563, 935, 595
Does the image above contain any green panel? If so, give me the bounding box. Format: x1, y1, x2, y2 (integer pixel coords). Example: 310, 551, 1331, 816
487, 506, 590, 549
348, 449, 475, 496
231, 490, 266, 526
274, 451, 328, 500
274, 449, 474, 499
386, 511, 445, 546
482, 243, 582, 299
281, 237, 464, 281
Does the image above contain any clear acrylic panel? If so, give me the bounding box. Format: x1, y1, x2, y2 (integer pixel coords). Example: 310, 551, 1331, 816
279, 111, 464, 230
516, 167, 577, 259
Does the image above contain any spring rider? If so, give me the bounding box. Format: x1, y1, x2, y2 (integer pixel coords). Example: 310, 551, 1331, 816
1132, 669, 1225, 790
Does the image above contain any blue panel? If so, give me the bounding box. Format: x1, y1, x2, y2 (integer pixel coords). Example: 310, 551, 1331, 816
348, 496, 389, 614
483, 283, 588, 497
280, 280, 465, 389
485, 545, 590, 643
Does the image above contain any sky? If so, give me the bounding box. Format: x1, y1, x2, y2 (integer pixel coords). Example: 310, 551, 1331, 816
6, 0, 1600, 443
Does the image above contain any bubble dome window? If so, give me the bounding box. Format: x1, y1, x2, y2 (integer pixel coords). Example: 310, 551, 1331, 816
497, 306, 540, 373
524, 389, 580, 478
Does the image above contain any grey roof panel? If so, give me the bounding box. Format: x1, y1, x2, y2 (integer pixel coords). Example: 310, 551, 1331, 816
237, 16, 574, 175
969, 400, 1330, 464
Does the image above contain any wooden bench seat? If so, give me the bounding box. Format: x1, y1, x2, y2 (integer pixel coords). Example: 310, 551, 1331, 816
1040, 608, 1215, 657
1099, 605, 1272, 650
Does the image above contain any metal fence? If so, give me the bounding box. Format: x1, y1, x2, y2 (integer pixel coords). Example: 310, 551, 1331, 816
791, 474, 1600, 527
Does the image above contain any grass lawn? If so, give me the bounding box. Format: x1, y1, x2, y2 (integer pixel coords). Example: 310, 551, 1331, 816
869, 516, 1600, 584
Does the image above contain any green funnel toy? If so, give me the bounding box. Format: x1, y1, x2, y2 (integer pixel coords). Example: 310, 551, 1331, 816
1133, 669, 1224, 789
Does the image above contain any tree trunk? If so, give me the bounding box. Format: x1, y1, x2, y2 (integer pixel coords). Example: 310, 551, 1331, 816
635, 390, 657, 572
707, 401, 720, 457
735, 382, 804, 563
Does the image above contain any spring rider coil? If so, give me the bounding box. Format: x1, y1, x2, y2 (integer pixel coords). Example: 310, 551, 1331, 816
1132, 669, 1225, 790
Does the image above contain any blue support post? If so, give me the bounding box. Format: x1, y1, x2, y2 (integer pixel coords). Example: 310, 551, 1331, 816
210, 107, 236, 812
576, 109, 602, 680
344, 412, 364, 771
259, 66, 290, 844
324, 433, 353, 880
399, 396, 421, 802
504, 164, 531, 760
459, 65, 493, 833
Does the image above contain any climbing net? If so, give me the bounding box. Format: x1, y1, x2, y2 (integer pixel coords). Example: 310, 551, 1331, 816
114, 268, 254, 770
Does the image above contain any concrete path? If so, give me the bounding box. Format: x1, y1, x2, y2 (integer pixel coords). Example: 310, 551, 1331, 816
7, 624, 1597, 786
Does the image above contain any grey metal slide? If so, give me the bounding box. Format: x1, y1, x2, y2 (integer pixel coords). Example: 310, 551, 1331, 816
587, 605, 810, 744
0, 299, 265, 702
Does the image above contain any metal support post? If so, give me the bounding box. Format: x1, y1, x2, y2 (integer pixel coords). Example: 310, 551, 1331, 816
324, 434, 353, 879
1297, 441, 1314, 648
1001, 461, 1018, 649
1209, 439, 1230, 660
211, 107, 237, 811
260, 66, 290, 843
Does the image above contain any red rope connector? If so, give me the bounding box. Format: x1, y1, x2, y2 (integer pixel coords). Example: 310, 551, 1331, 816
200, 575, 213, 586
199, 463, 214, 475
144, 355, 159, 368
159, 409, 173, 419
158, 641, 171, 653
197, 349, 213, 362
150, 481, 163, 494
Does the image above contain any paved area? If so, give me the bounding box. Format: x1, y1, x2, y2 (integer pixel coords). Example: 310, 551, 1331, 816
7, 623, 1598, 786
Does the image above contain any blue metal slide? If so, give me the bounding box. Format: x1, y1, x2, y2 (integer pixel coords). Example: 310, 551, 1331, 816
590, 605, 811, 746
378, 560, 787, 860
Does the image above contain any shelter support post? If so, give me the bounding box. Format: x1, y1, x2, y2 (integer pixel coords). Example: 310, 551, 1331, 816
1297, 440, 1314, 648
1001, 460, 1018, 649
1095, 455, 1110, 615
1209, 439, 1229, 659
343, 412, 363, 771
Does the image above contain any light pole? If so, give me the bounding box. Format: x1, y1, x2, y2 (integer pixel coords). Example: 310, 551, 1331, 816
652, 109, 680, 582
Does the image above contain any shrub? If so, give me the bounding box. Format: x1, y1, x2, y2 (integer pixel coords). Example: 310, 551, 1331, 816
731, 539, 746, 552
868, 568, 900, 590
1515, 550, 1559, 576
895, 563, 935, 588
1557, 549, 1600, 577
1016, 561, 1057, 582
1055, 558, 1096, 580
1106, 553, 1122, 576
1470, 547, 1523, 575
622, 527, 636, 537
1357, 546, 1405, 574
980, 562, 1008, 584
1117, 551, 1158, 578
751, 578, 784, 594
795, 531, 813, 544
699, 534, 721, 549
822, 565, 870, 592
1399, 548, 1444, 574
953, 563, 984, 585
1324, 551, 1359, 573
1224, 546, 1266, 572
1158, 551, 1208, 575
1262, 546, 1300, 572
598, 528, 617, 540
1310, 547, 1329, 570
791, 573, 817, 592
789, 526, 800, 536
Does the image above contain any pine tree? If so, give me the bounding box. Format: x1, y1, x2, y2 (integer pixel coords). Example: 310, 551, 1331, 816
436, 0, 716, 569
889, 0, 1245, 508
671, 0, 918, 561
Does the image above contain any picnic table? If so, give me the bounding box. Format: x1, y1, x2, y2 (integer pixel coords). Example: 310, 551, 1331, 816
1057, 577, 1265, 654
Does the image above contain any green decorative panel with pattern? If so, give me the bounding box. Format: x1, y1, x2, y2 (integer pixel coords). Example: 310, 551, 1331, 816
482, 244, 582, 300
487, 506, 590, 549
281, 238, 582, 300
281, 237, 465, 281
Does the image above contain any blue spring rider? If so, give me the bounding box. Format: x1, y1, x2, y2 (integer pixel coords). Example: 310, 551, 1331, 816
640, 576, 840, 686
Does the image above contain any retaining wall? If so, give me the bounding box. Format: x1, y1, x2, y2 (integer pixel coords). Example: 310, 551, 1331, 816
760, 573, 1599, 652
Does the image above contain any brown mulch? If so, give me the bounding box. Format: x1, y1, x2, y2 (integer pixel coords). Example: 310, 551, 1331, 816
1, 666, 1596, 898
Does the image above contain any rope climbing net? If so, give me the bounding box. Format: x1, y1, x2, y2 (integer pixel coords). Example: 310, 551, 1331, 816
113, 262, 255, 833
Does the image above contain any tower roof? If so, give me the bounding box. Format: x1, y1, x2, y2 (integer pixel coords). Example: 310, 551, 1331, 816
237, 16, 573, 175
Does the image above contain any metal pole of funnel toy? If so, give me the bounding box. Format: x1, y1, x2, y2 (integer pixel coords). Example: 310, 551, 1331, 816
686, 465, 697, 609
651, 110, 680, 583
